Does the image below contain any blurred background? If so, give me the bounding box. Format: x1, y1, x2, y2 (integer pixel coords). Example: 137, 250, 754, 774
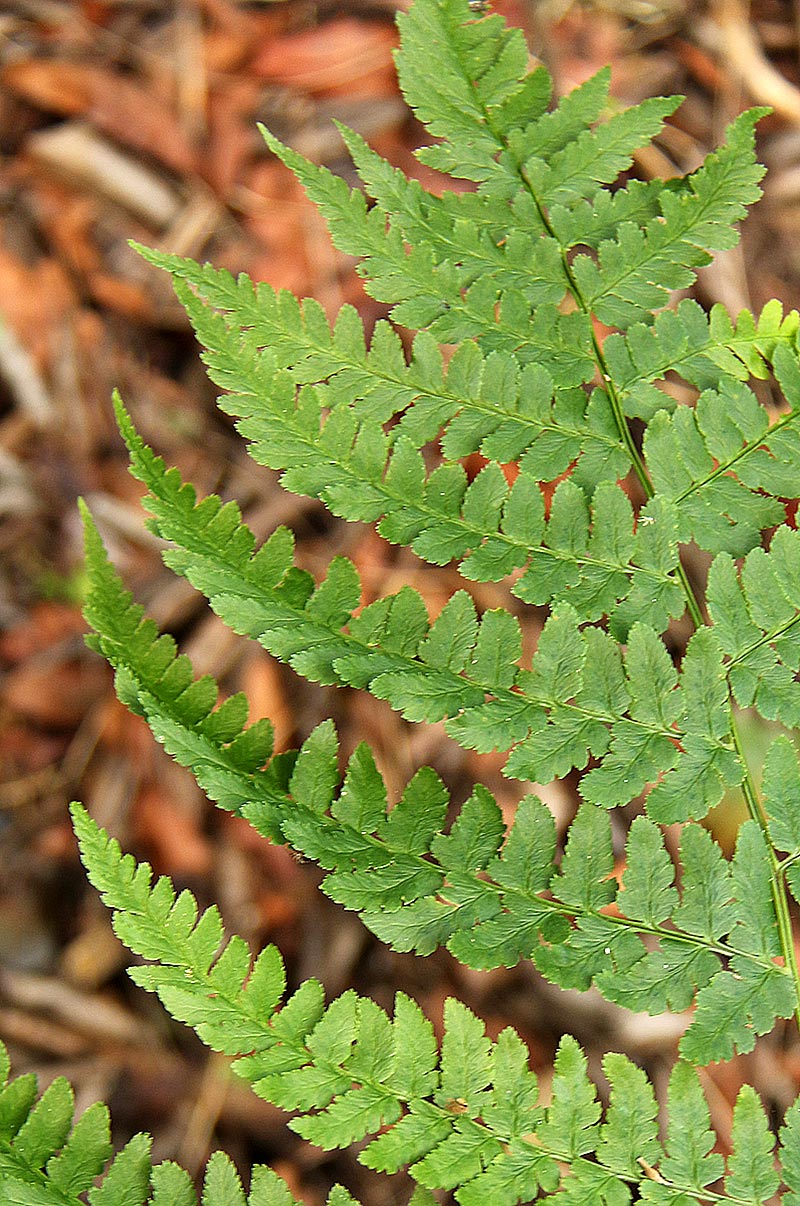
1, 0, 800, 1200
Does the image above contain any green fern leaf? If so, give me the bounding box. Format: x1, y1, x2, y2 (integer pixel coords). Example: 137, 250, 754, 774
76, 506, 794, 1060
605, 298, 798, 420
676, 824, 795, 1061
671, 822, 737, 940
707, 526, 800, 727
644, 372, 797, 556
71, 802, 287, 1056
596, 1054, 660, 1178
0, 1071, 113, 1202
656, 1062, 724, 1192
65, 1131, 149, 1206
71, 806, 800, 1200
0, 1036, 369, 1205
571, 109, 768, 328
781, 1098, 800, 1204
615, 815, 678, 924
149, 1162, 197, 1206
79, 495, 292, 831
761, 735, 800, 906
106, 411, 712, 795
395, 0, 546, 179
726, 1087, 780, 1201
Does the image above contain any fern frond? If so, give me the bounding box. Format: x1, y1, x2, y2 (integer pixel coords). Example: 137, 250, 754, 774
780, 1098, 800, 1204
548, 174, 684, 252
70, 0, 800, 1194
169, 271, 615, 495
503, 613, 742, 814
328, 97, 680, 313
139, 246, 800, 540
60, 810, 796, 1206
0, 1047, 114, 1205
393, 0, 551, 184
332, 121, 570, 307
0, 1037, 361, 1204
261, 127, 566, 344
136, 245, 798, 455
64, 812, 800, 1203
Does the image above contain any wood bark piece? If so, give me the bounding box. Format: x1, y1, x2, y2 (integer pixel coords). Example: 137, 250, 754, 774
26, 122, 182, 228
704, 0, 800, 124
2, 59, 197, 174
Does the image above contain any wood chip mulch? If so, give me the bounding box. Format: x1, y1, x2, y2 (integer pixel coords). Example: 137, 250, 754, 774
2, 1, 800, 1201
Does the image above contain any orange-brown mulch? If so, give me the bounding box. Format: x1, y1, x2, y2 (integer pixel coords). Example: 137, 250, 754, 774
2, 1, 800, 1201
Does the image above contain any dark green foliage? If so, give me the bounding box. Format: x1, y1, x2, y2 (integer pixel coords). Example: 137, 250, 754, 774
0, 1033, 344, 1205
61, 0, 800, 1198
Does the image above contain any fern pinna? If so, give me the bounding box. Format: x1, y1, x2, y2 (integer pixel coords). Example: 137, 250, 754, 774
16, 0, 798, 1199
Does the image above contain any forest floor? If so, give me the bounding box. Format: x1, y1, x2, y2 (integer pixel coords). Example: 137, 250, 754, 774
2, 0, 800, 1201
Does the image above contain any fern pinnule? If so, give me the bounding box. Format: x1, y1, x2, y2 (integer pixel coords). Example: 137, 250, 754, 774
707, 523, 800, 727
79, 491, 292, 828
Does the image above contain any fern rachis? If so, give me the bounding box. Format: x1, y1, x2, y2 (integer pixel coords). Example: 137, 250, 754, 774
10, 0, 800, 1200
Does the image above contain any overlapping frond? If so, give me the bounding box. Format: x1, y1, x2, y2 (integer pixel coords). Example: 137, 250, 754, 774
0, 1035, 344, 1205
66, 813, 800, 1203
